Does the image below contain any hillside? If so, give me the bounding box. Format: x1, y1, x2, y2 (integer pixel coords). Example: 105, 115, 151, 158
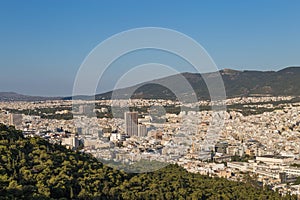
0, 124, 295, 199
2, 67, 300, 101
0, 92, 60, 101
95, 66, 300, 100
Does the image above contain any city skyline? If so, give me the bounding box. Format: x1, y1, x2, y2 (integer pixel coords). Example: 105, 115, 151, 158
2, 1, 300, 199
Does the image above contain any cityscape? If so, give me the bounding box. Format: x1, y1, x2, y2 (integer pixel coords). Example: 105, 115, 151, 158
1, 95, 300, 197
1, 1, 300, 199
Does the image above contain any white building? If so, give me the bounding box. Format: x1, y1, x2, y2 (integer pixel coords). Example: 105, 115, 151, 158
62, 136, 79, 149
256, 155, 294, 165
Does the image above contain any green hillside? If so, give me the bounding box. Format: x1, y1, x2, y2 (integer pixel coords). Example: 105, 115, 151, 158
0, 124, 296, 199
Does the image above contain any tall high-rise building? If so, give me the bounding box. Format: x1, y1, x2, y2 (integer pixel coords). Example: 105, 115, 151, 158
9, 113, 22, 129
138, 124, 147, 137
124, 111, 138, 136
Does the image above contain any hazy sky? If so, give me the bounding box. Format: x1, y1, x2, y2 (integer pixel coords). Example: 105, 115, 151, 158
0, 0, 299, 96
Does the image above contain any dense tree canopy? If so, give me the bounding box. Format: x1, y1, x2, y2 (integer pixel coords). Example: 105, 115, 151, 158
0, 124, 296, 199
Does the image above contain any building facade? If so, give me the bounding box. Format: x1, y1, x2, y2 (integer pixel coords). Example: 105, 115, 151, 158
125, 112, 138, 136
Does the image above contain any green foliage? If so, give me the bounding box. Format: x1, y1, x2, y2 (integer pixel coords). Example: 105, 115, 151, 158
231, 154, 254, 162
6, 107, 73, 120
0, 124, 296, 199
294, 177, 300, 185
290, 163, 300, 168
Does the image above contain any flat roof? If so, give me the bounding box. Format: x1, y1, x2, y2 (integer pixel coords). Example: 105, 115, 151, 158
257, 155, 293, 159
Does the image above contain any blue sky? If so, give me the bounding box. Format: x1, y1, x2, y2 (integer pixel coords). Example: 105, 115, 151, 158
0, 0, 299, 96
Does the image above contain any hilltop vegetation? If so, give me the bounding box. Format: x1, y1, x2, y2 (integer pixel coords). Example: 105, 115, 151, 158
0, 124, 296, 199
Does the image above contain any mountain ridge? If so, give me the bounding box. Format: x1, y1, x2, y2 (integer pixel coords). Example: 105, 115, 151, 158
1, 66, 300, 101
94, 66, 300, 100
0, 92, 61, 101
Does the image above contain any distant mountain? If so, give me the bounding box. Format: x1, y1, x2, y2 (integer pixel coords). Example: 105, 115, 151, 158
2, 66, 300, 101
0, 92, 61, 101
95, 66, 300, 100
